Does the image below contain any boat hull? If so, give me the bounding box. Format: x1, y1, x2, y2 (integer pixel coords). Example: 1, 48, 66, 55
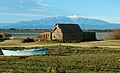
1, 48, 47, 56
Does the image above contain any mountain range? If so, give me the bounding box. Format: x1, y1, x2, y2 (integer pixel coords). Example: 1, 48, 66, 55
0, 16, 120, 29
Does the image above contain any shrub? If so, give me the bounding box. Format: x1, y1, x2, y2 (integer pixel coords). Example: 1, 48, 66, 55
0, 39, 4, 42
106, 29, 120, 40
22, 38, 35, 43
2, 33, 12, 38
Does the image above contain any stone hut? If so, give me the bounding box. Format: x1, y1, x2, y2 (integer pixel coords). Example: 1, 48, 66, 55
39, 24, 84, 42
52, 24, 83, 42
39, 24, 83, 42
39, 24, 96, 42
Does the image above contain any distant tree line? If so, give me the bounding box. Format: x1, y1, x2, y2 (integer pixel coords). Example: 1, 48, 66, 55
83, 29, 112, 32
0, 29, 52, 33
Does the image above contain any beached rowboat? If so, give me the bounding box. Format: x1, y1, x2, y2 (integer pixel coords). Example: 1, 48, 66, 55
1, 48, 47, 56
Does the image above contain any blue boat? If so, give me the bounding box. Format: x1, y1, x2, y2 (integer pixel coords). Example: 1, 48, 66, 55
1, 48, 47, 56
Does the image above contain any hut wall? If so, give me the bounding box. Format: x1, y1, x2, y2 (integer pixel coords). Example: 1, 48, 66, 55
40, 32, 52, 41
63, 33, 83, 42
83, 32, 96, 41
52, 26, 63, 41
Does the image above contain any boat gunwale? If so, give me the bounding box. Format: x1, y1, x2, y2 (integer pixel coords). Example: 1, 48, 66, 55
1, 48, 47, 56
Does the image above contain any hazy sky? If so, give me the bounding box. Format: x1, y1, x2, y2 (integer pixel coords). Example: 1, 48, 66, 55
0, 0, 120, 23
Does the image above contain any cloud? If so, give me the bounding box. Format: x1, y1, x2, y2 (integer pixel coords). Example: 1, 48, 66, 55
29, 9, 48, 12
38, 3, 51, 7
0, 0, 52, 14
0, 13, 42, 17
37, 0, 51, 7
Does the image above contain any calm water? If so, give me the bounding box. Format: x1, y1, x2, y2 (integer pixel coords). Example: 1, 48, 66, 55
96, 32, 109, 40
11, 33, 39, 38
11, 32, 109, 40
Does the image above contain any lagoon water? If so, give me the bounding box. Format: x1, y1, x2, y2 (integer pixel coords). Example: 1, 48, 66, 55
11, 32, 109, 40
96, 32, 109, 40
10, 33, 39, 38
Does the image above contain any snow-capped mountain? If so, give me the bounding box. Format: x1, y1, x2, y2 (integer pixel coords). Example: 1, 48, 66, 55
0, 16, 120, 29
67, 15, 81, 19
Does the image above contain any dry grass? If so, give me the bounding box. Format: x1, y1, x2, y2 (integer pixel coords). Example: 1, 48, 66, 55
107, 29, 120, 40
0, 39, 120, 48
61, 40, 120, 48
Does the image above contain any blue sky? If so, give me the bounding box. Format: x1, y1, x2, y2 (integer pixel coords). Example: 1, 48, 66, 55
0, 0, 120, 23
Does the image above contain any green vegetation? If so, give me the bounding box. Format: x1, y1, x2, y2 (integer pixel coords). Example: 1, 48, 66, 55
22, 38, 35, 43
2, 33, 12, 38
83, 29, 112, 32
0, 46, 120, 73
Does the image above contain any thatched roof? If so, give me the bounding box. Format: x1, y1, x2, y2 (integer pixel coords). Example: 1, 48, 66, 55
54, 24, 83, 34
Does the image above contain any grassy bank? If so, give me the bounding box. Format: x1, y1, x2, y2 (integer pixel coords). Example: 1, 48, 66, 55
0, 46, 120, 73
0, 40, 120, 48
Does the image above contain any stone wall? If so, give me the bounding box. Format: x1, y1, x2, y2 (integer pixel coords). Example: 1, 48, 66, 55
40, 32, 52, 41
63, 33, 83, 42
52, 26, 63, 41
